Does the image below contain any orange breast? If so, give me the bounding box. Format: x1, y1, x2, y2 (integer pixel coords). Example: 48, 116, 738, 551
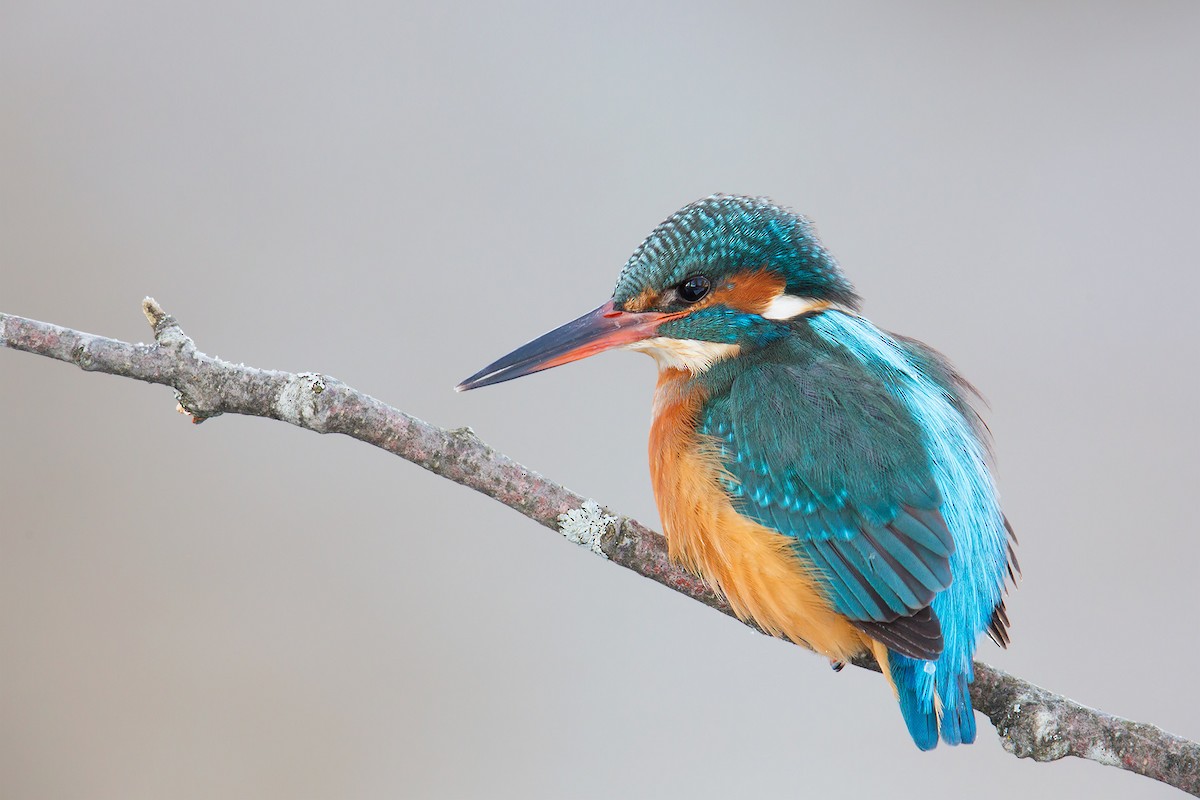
648, 369, 870, 662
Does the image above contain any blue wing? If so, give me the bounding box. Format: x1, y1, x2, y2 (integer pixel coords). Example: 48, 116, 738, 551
700, 336, 954, 659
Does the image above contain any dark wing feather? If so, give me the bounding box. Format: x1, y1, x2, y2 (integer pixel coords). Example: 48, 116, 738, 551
987, 516, 1021, 648
858, 607, 943, 661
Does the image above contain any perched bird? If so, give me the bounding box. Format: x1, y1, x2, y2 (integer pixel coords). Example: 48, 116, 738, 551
457, 195, 1017, 749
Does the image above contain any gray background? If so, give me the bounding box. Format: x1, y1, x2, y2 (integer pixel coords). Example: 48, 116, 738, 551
2, 2, 1197, 798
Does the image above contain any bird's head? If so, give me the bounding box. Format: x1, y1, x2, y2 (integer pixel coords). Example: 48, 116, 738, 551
457, 195, 859, 390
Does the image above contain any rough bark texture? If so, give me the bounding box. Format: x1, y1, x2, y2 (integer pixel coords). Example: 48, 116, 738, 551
2, 300, 1198, 796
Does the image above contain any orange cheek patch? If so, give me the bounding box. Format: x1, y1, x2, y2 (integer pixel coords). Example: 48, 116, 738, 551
705, 269, 786, 315
621, 287, 660, 313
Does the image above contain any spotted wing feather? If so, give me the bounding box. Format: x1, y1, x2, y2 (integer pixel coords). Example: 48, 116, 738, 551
702, 340, 954, 659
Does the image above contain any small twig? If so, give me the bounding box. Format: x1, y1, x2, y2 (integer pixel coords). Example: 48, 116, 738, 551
2, 300, 1197, 795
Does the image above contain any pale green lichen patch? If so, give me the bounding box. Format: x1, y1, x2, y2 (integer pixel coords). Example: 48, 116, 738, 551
557, 500, 615, 558
274, 373, 328, 427
1087, 742, 1120, 767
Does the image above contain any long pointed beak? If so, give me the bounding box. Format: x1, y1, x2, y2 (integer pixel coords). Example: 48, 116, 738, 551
456, 300, 668, 391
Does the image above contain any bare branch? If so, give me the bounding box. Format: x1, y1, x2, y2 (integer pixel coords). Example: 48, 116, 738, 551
2, 301, 1198, 796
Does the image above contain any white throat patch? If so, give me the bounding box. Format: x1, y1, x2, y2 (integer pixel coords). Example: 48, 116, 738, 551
624, 338, 740, 374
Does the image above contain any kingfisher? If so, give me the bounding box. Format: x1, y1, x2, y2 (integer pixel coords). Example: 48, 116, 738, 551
457, 195, 1017, 749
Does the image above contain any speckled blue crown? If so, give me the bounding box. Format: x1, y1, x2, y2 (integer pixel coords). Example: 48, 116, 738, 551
613, 195, 860, 309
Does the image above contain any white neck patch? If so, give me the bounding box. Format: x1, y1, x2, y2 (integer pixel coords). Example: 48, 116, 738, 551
761, 294, 831, 320
624, 338, 740, 374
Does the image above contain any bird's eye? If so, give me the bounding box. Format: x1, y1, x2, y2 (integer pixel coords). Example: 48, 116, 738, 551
678, 275, 711, 304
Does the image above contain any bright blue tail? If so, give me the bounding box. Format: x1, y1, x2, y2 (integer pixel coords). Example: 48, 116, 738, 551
936, 668, 976, 745
888, 652, 938, 750
888, 651, 976, 749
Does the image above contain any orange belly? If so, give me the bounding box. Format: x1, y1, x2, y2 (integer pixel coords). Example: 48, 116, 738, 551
649, 369, 870, 663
